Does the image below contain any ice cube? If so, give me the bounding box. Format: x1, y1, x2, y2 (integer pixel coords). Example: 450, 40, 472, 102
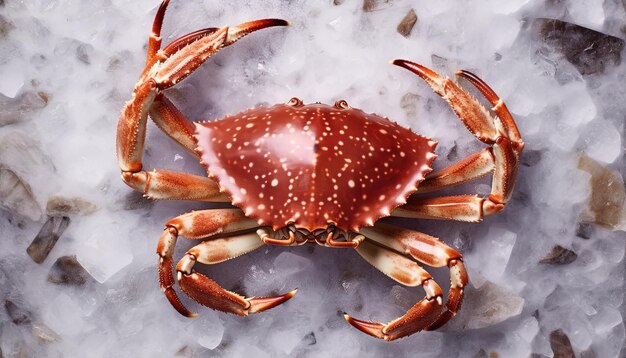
268, 328, 304, 355
486, 0, 529, 14
566, 0, 605, 28
444, 281, 524, 331
582, 120, 622, 164
41, 293, 90, 337
195, 313, 224, 350
273, 251, 312, 275
0, 70, 23, 98
75, 214, 133, 283
465, 227, 517, 286
590, 306, 623, 335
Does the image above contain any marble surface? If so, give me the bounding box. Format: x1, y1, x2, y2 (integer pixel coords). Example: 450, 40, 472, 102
0, 0, 625, 357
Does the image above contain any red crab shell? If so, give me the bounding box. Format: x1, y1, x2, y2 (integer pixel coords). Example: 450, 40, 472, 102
194, 100, 437, 232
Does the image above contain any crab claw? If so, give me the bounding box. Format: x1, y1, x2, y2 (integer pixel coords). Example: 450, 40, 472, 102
153, 17, 290, 66
225, 19, 290, 46
146, 0, 289, 64
390, 59, 445, 93
145, 18, 289, 90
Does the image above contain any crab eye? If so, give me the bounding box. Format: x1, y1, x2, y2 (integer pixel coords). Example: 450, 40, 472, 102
287, 97, 303, 107
335, 100, 350, 109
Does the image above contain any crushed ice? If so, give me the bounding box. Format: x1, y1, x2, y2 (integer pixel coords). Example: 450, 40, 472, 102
0, 0, 624, 357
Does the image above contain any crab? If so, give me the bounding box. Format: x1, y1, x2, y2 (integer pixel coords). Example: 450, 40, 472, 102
116, 0, 524, 341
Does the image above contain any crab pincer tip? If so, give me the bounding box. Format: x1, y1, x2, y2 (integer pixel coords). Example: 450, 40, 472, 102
343, 313, 387, 339
287, 288, 298, 298
247, 288, 298, 314
270, 19, 290, 27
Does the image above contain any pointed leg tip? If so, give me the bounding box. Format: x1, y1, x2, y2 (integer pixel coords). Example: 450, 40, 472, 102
164, 287, 197, 318
343, 313, 387, 340
287, 288, 299, 298
456, 69, 477, 79
247, 289, 298, 314
241, 18, 291, 29
257, 19, 291, 27
390, 59, 408, 67
265, 19, 290, 26
225, 19, 291, 47
391, 60, 440, 83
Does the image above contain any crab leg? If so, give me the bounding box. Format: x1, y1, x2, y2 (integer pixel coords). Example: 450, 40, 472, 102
392, 60, 500, 144
158, 208, 295, 316
417, 148, 495, 193
117, 2, 288, 196
176, 239, 297, 316
158, 208, 258, 316
360, 223, 468, 331
345, 240, 443, 340
148, 26, 221, 155
149, 95, 199, 155
144, 26, 222, 149
142, 5, 234, 182
165, 208, 258, 238
122, 169, 228, 201
355, 240, 435, 287
392, 195, 504, 222
392, 60, 523, 206
146, 0, 220, 66
146, 0, 170, 64
118, 21, 288, 171
413, 137, 519, 204
145, 20, 289, 91
488, 136, 520, 204
457, 70, 522, 145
